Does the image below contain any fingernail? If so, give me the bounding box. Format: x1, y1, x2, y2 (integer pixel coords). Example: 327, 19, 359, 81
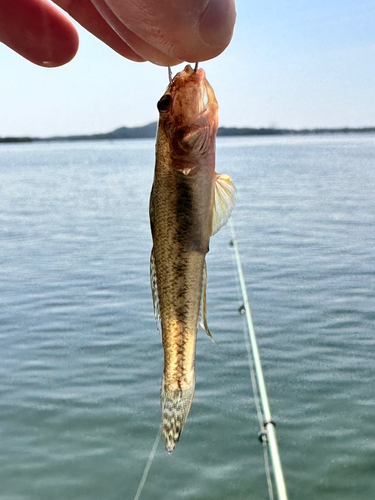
199, 0, 236, 47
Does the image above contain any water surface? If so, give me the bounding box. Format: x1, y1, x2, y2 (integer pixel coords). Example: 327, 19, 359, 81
0, 135, 374, 499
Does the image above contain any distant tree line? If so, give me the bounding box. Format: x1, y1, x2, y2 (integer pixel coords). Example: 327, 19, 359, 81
1, 124, 375, 144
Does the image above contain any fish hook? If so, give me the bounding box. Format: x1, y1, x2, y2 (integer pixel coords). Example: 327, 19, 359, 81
194, 62, 199, 72
168, 66, 173, 83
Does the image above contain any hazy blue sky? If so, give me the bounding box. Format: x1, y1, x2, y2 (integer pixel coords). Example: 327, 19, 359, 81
1, 0, 374, 137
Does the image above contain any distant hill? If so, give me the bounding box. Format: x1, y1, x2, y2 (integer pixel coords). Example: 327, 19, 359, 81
42, 122, 158, 142
1, 123, 375, 144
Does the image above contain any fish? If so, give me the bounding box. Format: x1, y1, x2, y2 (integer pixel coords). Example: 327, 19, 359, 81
149, 64, 236, 452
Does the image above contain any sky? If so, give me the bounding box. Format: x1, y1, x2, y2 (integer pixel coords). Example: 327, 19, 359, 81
1, 0, 375, 137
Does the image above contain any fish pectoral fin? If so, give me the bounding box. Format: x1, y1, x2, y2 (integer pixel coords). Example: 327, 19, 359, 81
212, 173, 236, 236
150, 248, 161, 332
199, 263, 214, 342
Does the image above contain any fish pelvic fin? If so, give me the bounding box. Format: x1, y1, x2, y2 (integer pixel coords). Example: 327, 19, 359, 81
161, 374, 195, 453
212, 173, 236, 236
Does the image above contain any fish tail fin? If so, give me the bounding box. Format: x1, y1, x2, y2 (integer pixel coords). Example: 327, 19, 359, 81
161, 373, 195, 453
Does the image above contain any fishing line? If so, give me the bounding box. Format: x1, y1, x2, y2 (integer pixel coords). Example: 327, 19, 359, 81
236, 278, 275, 500
228, 219, 288, 500
132, 427, 161, 500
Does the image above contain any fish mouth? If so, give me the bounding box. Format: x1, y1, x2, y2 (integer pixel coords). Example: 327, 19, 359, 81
184, 65, 211, 114
171, 64, 215, 116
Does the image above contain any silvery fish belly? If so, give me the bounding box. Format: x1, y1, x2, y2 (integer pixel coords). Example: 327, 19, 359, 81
149, 64, 236, 452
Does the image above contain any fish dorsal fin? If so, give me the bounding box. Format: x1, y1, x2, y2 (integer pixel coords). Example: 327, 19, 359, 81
150, 248, 161, 332
199, 263, 214, 341
212, 173, 236, 236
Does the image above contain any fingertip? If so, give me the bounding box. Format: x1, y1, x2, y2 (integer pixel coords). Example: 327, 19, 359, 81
149, 0, 236, 64
42, 15, 80, 67
198, 0, 236, 53
0, 0, 79, 67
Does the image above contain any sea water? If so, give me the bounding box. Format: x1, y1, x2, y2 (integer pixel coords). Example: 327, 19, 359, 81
0, 134, 374, 499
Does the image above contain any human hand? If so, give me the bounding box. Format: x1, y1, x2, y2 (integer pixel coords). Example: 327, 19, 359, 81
0, 0, 236, 67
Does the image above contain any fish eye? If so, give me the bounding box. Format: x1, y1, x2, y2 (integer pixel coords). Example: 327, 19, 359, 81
157, 94, 171, 112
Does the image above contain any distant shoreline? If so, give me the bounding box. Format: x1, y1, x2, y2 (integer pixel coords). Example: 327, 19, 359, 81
1, 122, 375, 144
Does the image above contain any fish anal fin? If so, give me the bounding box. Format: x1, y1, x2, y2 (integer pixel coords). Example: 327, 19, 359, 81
199, 263, 214, 342
212, 173, 236, 236
150, 248, 161, 332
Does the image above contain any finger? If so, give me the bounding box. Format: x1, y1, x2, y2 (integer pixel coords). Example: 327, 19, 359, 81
86, 0, 183, 66
91, 0, 236, 64
0, 0, 78, 67
54, 0, 146, 62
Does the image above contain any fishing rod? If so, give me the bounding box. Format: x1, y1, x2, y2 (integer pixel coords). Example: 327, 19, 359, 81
229, 220, 288, 500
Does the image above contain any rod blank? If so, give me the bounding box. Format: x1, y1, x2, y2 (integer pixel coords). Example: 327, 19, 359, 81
229, 221, 288, 500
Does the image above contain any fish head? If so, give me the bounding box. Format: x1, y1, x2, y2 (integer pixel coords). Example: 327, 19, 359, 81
157, 65, 218, 156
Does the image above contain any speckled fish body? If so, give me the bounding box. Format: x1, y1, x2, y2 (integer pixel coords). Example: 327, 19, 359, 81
149, 65, 236, 452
